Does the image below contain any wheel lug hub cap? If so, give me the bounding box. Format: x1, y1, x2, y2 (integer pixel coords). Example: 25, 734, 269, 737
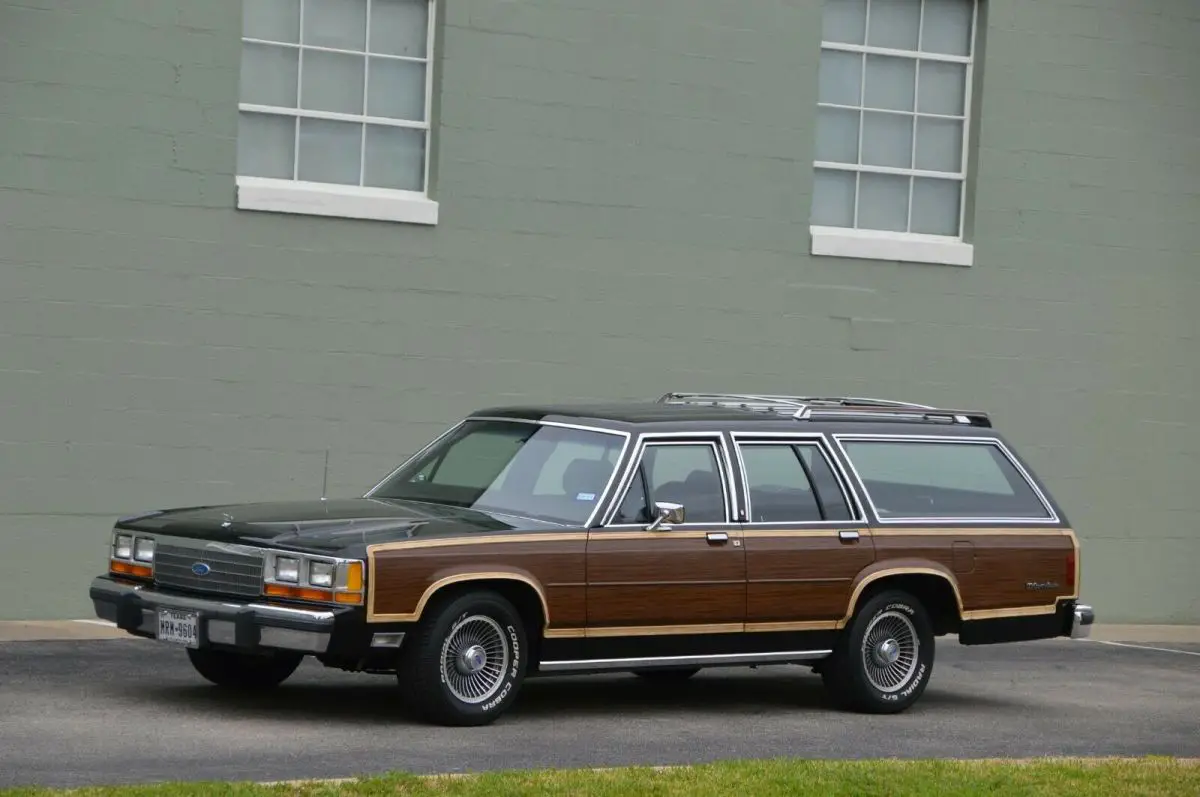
874, 638, 900, 666
457, 644, 487, 674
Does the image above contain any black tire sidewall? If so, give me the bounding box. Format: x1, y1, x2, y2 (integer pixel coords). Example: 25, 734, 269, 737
421, 591, 529, 724
842, 590, 934, 711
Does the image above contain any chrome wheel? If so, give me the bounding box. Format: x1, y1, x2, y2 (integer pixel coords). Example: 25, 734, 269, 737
860, 609, 919, 693
439, 614, 510, 705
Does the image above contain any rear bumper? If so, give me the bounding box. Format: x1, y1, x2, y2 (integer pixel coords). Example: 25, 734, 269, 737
90, 575, 355, 654
1070, 602, 1095, 640
959, 599, 1096, 646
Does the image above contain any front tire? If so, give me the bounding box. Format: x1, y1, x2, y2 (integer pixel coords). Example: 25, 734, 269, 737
821, 589, 934, 713
397, 590, 529, 726
185, 647, 303, 690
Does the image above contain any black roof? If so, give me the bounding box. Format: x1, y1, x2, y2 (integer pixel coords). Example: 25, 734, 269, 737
474, 402, 761, 425
469, 394, 996, 433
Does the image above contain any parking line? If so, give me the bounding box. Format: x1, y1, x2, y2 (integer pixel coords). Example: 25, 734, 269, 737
1087, 639, 1200, 658
73, 619, 117, 627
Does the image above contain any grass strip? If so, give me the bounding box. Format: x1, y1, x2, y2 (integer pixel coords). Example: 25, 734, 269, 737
3, 757, 1198, 797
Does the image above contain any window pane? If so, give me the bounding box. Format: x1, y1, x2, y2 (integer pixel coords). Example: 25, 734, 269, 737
915, 117, 963, 172
302, 0, 367, 50
911, 177, 961, 236
240, 42, 298, 108
237, 112, 295, 179
643, 444, 726, 524
858, 172, 910, 232
367, 57, 426, 121
364, 125, 425, 191
822, 0, 866, 44
863, 54, 916, 112
243, 0, 300, 43
811, 168, 856, 227
740, 445, 823, 523
372, 420, 624, 526
297, 118, 362, 185
612, 469, 651, 524
370, 0, 429, 57
300, 50, 365, 114
867, 0, 920, 51
818, 50, 863, 106
841, 440, 1052, 519
861, 111, 913, 169
922, 0, 975, 56
815, 106, 860, 164
797, 446, 853, 521
917, 60, 967, 116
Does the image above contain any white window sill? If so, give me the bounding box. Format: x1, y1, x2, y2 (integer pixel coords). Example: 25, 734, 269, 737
235, 176, 439, 225
810, 225, 973, 267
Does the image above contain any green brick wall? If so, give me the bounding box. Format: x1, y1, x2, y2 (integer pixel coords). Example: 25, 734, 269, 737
0, 0, 1196, 622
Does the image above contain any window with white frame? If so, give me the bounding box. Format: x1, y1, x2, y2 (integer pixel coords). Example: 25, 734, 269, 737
810, 0, 977, 266
235, 0, 438, 225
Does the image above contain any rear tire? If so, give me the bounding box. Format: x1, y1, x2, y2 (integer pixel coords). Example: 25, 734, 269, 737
631, 666, 701, 681
396, 589, 529, 727
821, 589, 934, 714
186, 648, 303, 690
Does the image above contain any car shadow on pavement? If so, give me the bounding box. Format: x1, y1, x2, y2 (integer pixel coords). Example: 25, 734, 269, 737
129, 666, 1028, 725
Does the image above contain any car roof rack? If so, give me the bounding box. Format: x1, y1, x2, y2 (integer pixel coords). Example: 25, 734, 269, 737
655, 392, 992, 428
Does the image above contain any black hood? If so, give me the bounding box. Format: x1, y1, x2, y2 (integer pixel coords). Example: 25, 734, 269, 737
113, 497, 559, 556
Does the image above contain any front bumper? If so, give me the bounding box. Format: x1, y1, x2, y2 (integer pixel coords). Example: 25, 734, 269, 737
1070, 602, 1095, 640
90, 575, 352, 654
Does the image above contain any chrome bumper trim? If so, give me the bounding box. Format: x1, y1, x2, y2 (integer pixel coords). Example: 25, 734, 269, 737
1071, 603, 1095, 640
90, 577, 338, 654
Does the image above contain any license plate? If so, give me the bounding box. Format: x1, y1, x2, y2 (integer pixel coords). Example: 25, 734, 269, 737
157, 609, 200, 648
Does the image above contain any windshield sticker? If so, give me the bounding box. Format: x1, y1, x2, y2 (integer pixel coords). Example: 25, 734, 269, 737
576, 492, 596, 501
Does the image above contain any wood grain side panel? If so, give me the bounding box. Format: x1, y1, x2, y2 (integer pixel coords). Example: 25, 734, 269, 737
586, 532, 746, 627
744, 531, 876, 623
871, 530, 1076, 613
368, 535, 588, 628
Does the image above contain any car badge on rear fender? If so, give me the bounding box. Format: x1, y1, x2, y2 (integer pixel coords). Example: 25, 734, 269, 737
191, 562, 211, 576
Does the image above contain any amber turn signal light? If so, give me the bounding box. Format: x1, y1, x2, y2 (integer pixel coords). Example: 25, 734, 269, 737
344, 561, 364, 592
110, 559, 152, 579
264, 583, 336, 602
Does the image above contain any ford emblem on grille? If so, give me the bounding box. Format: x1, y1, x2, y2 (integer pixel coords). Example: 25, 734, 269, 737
191, 562, 211, 576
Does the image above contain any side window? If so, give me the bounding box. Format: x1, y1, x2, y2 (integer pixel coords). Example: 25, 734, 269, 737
609, 442, 728, 525
738, 443, 854, 522
797, 445, 854, 521
841, 440, 1052, 520
739, 445, 822, 522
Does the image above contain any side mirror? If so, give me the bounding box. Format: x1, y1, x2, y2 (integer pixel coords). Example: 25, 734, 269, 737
646, 501, 685, 531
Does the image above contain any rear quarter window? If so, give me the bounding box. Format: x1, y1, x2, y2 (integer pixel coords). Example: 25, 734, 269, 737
839, 439, 1052, 520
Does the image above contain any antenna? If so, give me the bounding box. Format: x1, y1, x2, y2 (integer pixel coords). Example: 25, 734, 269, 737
321, 449, 329, 502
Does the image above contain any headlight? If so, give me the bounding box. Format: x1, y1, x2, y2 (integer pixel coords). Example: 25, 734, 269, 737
274, 556, 300, 583
113, 534, 133, 560
309, 560, 334, 588
133, 537, 155, 562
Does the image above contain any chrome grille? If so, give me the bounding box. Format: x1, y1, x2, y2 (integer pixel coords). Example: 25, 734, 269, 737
153, 542, 264, 598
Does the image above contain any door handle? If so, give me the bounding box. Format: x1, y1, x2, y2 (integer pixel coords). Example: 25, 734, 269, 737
837, 530, 860, 543
706, 531, 729, 545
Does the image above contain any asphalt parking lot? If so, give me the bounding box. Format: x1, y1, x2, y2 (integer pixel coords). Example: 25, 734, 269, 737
0, 633, 1196, 789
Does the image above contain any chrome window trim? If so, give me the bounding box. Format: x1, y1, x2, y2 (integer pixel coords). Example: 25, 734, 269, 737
364, 416, 632, 530
831, 433, 1061, 525
598, 432, 739, 529
729, 431, 865, 525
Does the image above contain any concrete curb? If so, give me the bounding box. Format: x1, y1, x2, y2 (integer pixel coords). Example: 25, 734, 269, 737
2, 619, 1199, 644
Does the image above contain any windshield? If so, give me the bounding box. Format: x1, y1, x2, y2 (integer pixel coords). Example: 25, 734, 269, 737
369, 420, 627, 526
